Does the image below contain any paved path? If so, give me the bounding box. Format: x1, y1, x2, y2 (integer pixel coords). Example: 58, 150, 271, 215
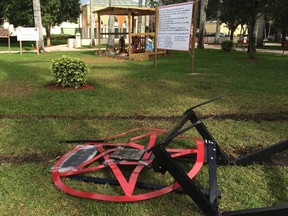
45, 44, 99, 52
205, 44, 287, 55
0, 44, 99, 54
0, 43, 287, 55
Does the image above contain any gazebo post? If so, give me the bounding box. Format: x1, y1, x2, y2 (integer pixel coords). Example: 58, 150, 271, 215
154, 8, 159, 68
8, 34, 11, 54
132, 15, 135, 33
98, 14, 101, 55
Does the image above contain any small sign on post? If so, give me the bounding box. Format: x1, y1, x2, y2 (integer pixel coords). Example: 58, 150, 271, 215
16, 27, 40, 55
0, 28, 11, 53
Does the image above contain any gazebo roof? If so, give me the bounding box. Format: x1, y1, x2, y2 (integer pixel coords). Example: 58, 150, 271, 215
95, 6, 156, 16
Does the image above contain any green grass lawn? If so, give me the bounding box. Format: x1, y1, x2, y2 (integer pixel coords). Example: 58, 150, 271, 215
0, 49, 287, 215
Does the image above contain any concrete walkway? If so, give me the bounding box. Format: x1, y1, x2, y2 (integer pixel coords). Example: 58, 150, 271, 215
45, 44, 99, 52
0, 44, 99, 54
205, 44, 287, 55
1, 43, 287, 55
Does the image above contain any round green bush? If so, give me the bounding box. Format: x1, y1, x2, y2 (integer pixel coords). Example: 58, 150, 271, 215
51, 55, 88, 89
221, 40, 236, 52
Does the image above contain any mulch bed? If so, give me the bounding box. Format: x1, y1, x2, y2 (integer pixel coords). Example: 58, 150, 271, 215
45, 84, 95, 90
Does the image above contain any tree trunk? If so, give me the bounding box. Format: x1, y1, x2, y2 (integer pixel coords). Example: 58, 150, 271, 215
248, 21, 256, 59
32, 0, 45, 52
145, 0, 149, 27
46, 25, 51, 46
107, 16, 115, 50
107, 0, 115, 51
198, 0, 208, 49
214, 1, 221, 45
137, 0, 143, 33
256, 13, 265, 47
230, 29, 235, 41
90, 0, 95, 47
214, 10, 221, 45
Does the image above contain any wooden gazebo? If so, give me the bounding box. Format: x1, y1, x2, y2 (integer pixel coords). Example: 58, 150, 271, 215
0, 28, 11, 53
95, 6, 159, 63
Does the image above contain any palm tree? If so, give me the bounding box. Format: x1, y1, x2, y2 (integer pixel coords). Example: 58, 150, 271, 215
32, 0, 45, 52
256, 13, 265, 47
145, 0, 150, 27
90, 0, 95, 47
107, 0, 115, 52
198, 0, 208, 49
137, 0, 143, 33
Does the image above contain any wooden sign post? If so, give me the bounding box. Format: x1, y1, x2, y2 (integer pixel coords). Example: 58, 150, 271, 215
0, 28, 11, 53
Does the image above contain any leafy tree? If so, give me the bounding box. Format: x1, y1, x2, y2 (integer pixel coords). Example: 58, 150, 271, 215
206, 0, 220, 21
269, 0, 288, 41
4, 0, 81, 46
218, 0, 270, 59
149, 0, 159, 8
238, 0, 270, 59
41, 0, 81, 46
219, 0, 245, 41
5, 0, 34, 27
0, 1, 9, 25
206, 0, 222, 44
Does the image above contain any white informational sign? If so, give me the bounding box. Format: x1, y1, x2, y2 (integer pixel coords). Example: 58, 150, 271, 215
17, 27, 39, 41
157, 2, 193, 51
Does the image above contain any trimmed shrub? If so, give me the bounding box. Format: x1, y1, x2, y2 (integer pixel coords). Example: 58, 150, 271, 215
221, 40, 236, 52
51, 55, 88, 89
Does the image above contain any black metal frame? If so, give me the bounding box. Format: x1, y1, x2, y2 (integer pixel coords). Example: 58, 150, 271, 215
148, 98, 288, 216
62, 98, 288, 215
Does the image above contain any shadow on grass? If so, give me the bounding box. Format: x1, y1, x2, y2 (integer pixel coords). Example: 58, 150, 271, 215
263, 164, 288, 205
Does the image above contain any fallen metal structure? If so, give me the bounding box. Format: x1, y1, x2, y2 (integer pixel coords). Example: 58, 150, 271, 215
52, 98, 288, 215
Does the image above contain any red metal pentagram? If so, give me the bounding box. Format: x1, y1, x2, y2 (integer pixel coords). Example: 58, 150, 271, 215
52, 128, 205, 202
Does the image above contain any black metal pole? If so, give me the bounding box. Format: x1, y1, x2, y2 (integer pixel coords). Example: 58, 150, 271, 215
231, 139, 288, 165
151, 144, 219, 216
